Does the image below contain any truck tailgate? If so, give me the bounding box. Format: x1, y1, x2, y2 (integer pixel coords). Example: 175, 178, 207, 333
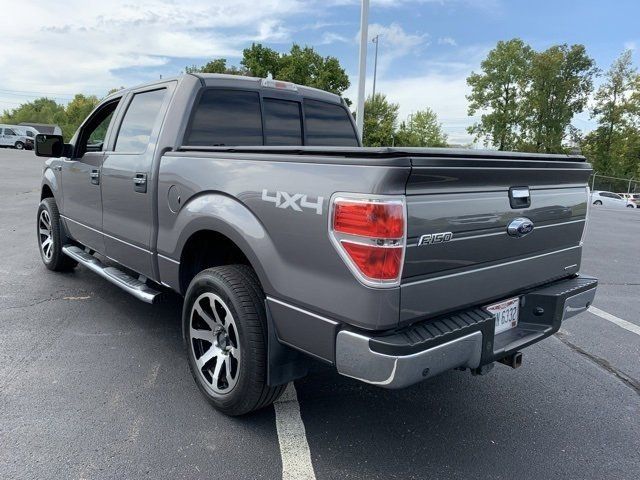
401, 155, 592, 324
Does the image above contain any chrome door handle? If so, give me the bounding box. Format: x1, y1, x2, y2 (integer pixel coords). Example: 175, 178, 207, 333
133, 173, 147, 193
90, 169, 100, 185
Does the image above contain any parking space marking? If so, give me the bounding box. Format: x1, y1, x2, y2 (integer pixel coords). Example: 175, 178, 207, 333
589, 306, 640, 337
274, 383, 316, 480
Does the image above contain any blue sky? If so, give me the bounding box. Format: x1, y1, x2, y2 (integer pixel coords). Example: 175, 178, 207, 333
2, 0, 639, 144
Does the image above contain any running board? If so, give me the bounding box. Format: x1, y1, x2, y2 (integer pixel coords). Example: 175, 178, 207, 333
62, 245, 162, 304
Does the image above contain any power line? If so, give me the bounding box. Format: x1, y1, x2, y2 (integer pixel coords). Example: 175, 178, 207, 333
0, 88, 75, 99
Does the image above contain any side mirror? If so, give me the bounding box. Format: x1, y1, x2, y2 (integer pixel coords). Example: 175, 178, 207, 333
35, 134, 70, 158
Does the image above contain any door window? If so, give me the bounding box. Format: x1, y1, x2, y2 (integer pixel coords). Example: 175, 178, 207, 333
76, 100, 120, 157
263, 98, 302, 146
114, 89, 167, 153
5, 128, 17, 136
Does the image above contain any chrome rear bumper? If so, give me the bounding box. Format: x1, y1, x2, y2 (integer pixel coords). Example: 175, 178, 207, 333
335, 275, 597, 389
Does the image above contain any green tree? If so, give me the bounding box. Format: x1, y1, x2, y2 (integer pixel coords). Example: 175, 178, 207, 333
361, 93, 399, 147
521, 44, 596, 153
395, 108, 448, 147
240, 43, 282, 78
1, 97, 65, 127
188, 43, 350, 96
277, 45, 349, 95
466, 39, 533, 150
186, 58, 245, 75
582, 50, 637, 174
59, 94, 100, 141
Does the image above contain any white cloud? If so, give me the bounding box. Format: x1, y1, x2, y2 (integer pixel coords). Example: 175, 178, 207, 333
438, 36, 458, 46
356, 23, 428, 74
624, 41, 637, 51
0, 0, 305, 103
321, 32, 350, 44
347, 73, 475, 145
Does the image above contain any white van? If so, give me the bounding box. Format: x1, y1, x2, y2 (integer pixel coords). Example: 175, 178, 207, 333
0, 124, 33, 150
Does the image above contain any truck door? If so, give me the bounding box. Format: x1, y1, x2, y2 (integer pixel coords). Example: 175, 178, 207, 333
60, 99, 121, 253
101, 85, 172, 279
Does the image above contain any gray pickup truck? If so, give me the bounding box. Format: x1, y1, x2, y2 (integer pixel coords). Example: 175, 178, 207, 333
35, 74, 598, 415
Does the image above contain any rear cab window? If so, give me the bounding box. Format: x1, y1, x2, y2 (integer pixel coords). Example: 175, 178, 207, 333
303, 99, 358, 147
184, 88, 358, 147
185, 89, 263, 146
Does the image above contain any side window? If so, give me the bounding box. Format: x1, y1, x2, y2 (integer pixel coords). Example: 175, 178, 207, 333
77, 100, 120, 157
88, 111, 115, 148
263, 98, 302, 146
6, 128, 17, 136
185, 89, 263, 146
114, 89, 167, 153
303, 99, 358, 147
612, 193, 622, 200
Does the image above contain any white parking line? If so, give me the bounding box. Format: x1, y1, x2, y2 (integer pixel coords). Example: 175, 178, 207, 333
589, 306, 640, 337
274, 383, 316, 480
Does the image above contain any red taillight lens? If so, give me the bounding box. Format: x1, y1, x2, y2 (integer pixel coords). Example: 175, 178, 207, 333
330, 195, 406, 286
334, 201, 404, 238
340, 241, 403, 280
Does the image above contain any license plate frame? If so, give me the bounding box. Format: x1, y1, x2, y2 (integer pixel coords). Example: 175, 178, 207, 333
486, 297, 520, 335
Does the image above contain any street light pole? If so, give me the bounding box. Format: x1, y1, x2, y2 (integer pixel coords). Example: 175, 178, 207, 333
355, 0, 370, 141
372, 34, 380, 101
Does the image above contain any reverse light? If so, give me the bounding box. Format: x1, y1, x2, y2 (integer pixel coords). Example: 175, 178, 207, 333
330, 195, 406, 287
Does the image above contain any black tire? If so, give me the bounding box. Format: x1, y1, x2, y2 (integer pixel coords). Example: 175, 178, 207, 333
37, 198, 77, 271
626, 204, 634, 208
183, 265, 286, 416
15, 141, 24, 150
593, 200, 602, 205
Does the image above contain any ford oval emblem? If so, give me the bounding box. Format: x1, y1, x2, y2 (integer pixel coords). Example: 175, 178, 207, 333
507, 217, 534, 238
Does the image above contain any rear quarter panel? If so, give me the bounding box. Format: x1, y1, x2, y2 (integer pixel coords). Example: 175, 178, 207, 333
156, 152, 411, 331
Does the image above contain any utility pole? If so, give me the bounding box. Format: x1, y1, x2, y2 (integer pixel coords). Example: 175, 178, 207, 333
355, 0, 370, 141
372, 34, 380, 101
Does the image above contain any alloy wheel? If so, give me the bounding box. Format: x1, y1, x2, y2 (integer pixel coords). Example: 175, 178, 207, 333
189, 292, 241, 395
39, 210, 53, 261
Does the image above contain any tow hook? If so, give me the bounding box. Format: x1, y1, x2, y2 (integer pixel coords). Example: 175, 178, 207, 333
498, 351, 523, 369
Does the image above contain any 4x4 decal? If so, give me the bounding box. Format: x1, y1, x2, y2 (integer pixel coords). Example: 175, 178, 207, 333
261, 189, 324, 215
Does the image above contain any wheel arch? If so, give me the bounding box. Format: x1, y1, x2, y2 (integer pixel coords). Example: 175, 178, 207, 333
162, 192, 279, 296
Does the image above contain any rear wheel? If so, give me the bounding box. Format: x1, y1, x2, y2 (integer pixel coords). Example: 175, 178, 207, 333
37, 198, 77, 271
15, 141, 24, 150
183, 265, 286, 416
627, 204, 635, 208
593, 200, 602, 205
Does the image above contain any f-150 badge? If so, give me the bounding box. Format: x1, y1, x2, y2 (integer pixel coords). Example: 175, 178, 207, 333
262, 189, 324, 215
418, 232, 453, 246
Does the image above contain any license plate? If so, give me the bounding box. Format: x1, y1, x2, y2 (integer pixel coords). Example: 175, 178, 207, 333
486, 297, 520, 335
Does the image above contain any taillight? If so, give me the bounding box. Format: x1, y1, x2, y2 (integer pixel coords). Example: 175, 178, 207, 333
329, 195, 406, 287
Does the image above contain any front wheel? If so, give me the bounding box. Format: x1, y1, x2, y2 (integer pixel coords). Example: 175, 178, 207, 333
183, 265, 286, 416
37, 198, 77, 271
15, 141, 24, 150
627, 204, 635, 208
593, 200, 602, 205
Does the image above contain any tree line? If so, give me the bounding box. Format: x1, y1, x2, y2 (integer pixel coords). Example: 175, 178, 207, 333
467, 39, 640, 178
1, 39, 638, 178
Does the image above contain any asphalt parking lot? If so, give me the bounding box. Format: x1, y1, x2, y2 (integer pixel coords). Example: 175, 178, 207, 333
1, 148, 639, 480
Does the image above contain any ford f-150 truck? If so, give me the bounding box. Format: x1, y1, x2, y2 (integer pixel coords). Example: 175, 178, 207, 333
35, 73, 598, 415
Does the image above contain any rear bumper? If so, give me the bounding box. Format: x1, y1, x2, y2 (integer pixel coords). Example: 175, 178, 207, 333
335, 275, 597, 389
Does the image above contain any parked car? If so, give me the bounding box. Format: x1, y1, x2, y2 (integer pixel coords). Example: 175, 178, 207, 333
591, 190, 636, 208
0, 124, 33, 150
34, 74, 598, 415
15, 126, 40, 149
619, 193, 640, 207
